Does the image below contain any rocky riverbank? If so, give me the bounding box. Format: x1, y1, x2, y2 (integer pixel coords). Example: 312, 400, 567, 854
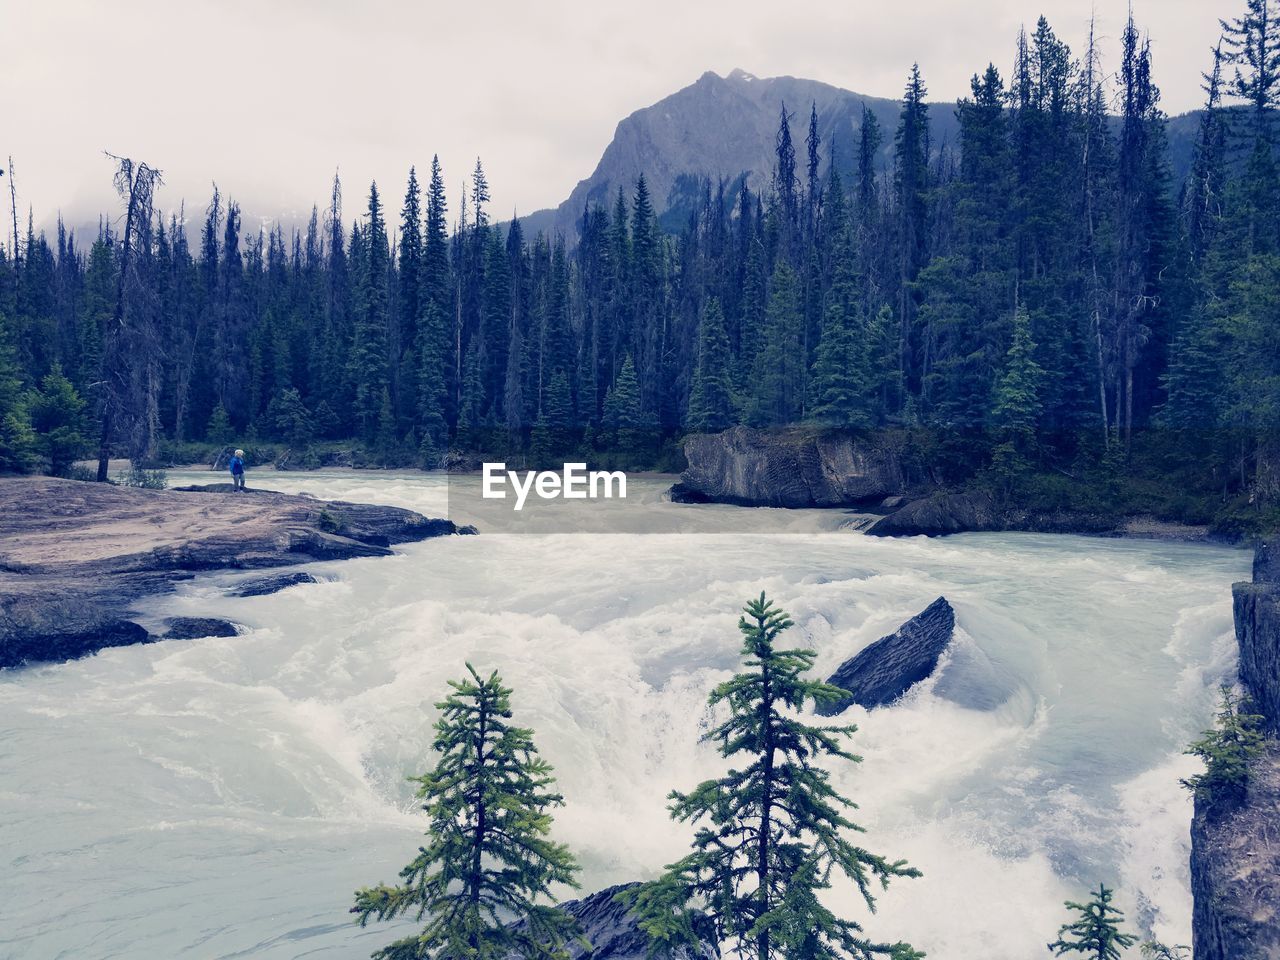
673, 426, 901, 508
1191, 539, 1280, 959
0, 477, 470, 669
672, 429, 1218, 541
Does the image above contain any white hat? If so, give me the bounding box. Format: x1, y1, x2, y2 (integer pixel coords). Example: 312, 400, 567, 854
234, 449, 245, 457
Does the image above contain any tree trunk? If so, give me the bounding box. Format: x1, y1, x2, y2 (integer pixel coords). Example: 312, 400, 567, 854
97, 163, 141, 481
756, 648, 775, 960
469, 693, 488, 950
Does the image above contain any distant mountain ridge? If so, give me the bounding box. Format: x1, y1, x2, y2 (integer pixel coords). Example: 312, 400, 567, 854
514, 67, 1202, 242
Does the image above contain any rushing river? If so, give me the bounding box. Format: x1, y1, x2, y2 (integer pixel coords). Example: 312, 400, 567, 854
0, 470, 1251, 959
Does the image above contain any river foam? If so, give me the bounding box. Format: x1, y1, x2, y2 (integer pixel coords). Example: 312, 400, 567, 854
0, 470, 1250, 959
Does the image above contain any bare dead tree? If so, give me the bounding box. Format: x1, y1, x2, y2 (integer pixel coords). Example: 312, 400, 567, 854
95, 152, 163, 481
6, 157, 18, 265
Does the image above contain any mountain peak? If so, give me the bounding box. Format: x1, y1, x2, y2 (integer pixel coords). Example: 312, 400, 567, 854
695, 68, 759, 87
515, 70, 913, 242
511, 69, 1202, 246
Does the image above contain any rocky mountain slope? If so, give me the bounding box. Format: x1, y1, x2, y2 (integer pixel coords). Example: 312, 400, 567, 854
518, 69, 940, 240
517, 68, 1203, 242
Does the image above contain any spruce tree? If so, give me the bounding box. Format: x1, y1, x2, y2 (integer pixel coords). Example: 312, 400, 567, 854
400, 167, 423, 351
268, 387, 314, 449
530, 371, 572, 466
602, 354, 642, 447
1221, 0, 1280, 142
373, 388, 399, 465
746, 262, 804, 426
417, 300, 449, 455
736, 238, 768, 391
205, 402, 234, 445
924, 64, 1014, 444
1180, 684, 1266, 803
989, 305, 1043, 464
27, 363, 87, 475
772, 104, 799, 252
893, 64, 931, 404
625, 592, 920, 960
351, 183, 390, 440
352, 665, 580, 960
686, 298, 735, 431
809, 216, 871, 428
0, 311, 36, 472
808, 301, 865, 428
1047, 884, 1138, 959
481, 229, 512, 423
457, 340, 483, 442
629, 176, 662, 406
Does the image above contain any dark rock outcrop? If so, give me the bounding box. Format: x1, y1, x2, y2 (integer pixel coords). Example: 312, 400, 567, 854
865, 489, 1134, 538
1191, 742, 1280, 960
864, 492, 999, 537
817, 598, 956, 715
233, 572, 320, 598
1256, 540, 1280, 584
161, 617, 241, 640
1192, 540, 1280, 960
0, 477, 465, 669
1236, 540, 1280, 735
1235, 580, 1280, 737
510, 883, 717, 960
677, 427, 901, 508
0, 594, 152, 666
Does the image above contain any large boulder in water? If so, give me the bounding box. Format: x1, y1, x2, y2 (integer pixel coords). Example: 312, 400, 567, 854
162, 616, 241, 639
233, 571, 320, 597
816, 598, 956, 715
864, 492, 998, 537
674, 426, 901, 508
509, 883, 717, 960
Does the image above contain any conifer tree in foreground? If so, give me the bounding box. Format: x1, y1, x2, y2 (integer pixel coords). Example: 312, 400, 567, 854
1180, 684, 1266, 804
1047, 884, 1138, 959
352, 665, 580, 960
624, 593, 921, 960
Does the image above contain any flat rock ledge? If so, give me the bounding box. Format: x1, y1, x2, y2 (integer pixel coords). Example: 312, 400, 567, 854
817, 597, 956, 715
0, 477, 469, 669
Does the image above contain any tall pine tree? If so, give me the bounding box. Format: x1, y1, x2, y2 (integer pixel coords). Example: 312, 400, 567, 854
352, 665, 580, 960
625, 593, 920, 960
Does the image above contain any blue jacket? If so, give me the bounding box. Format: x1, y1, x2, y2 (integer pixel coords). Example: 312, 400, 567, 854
229, 455, 245, 476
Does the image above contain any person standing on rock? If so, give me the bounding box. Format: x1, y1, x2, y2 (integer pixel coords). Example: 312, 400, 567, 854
229, 449, 247, 491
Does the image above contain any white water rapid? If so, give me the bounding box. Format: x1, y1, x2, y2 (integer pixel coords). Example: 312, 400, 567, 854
0, 470, 1251, 959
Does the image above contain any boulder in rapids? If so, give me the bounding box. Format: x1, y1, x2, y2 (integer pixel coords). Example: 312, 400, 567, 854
817, 597, 956, 715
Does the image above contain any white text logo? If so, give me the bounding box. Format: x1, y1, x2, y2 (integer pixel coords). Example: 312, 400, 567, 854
481, 463, 627, 510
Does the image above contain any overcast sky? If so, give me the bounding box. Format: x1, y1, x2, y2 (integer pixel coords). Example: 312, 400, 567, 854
3, 0, 1230, 239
